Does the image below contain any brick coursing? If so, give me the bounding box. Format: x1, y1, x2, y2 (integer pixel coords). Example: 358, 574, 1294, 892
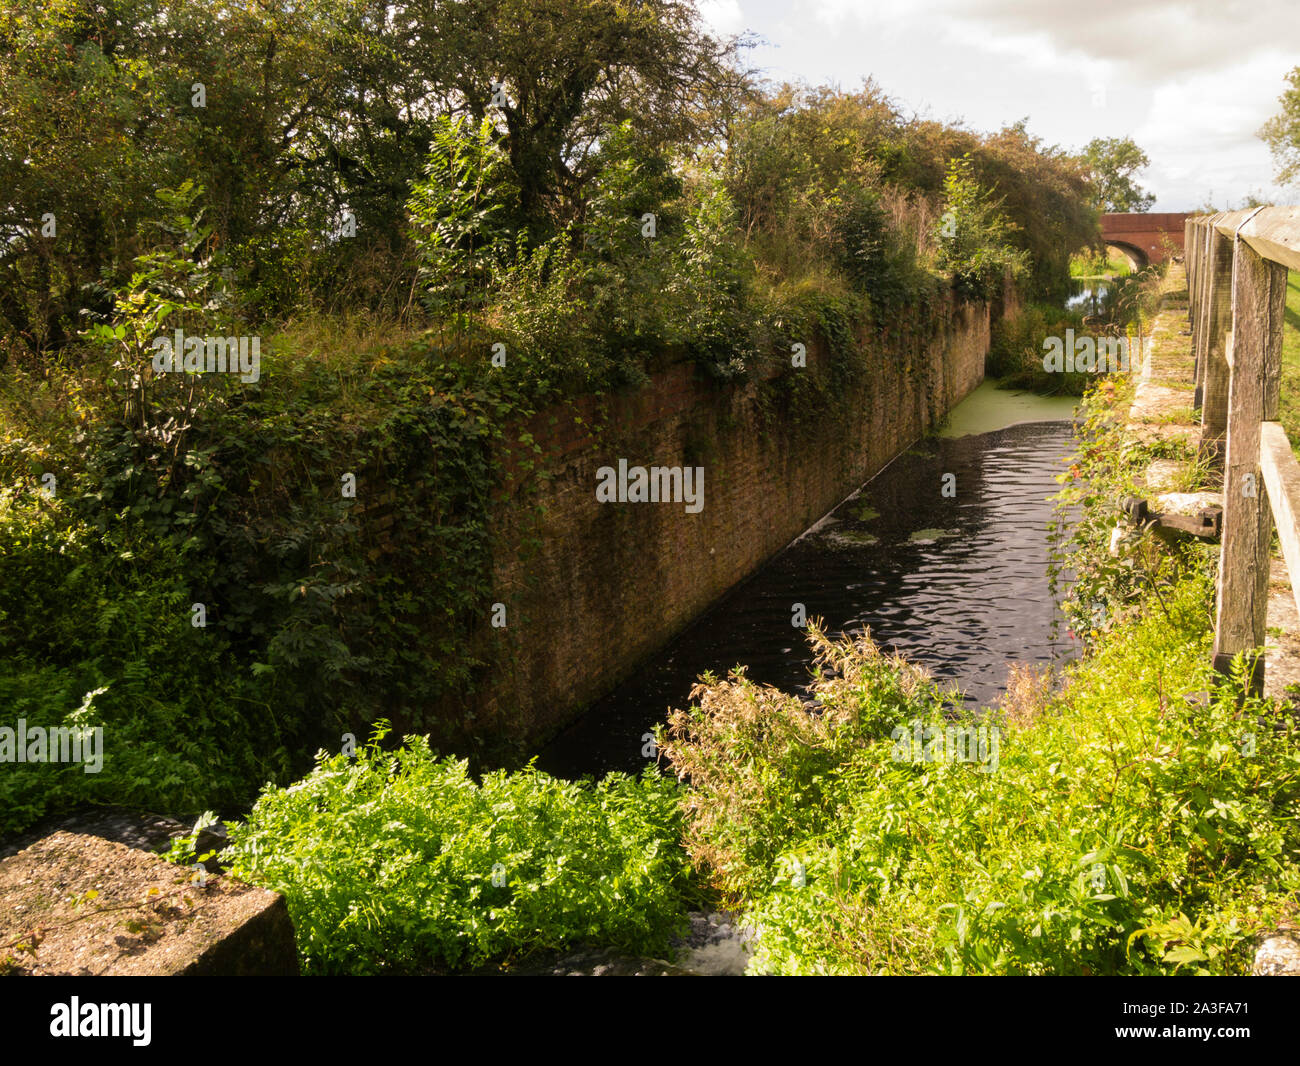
469, 293, 991, 745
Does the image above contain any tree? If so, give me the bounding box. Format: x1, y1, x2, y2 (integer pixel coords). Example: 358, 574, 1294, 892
404, 0, 750, 233
1259, 66, 1300, 189
0, 0, 351, 354
935, 154, 1030, 302
973, 120, 1097, 302
1081, 137, 1156, 213
0, 0, 757, 355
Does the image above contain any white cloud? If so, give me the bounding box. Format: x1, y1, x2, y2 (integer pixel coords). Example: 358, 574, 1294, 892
1134, 53, 1294, 206
928, 0, 1300, 81
697, 0, 747, 35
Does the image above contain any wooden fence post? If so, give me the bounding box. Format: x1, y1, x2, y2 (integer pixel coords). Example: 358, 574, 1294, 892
1194, 216, 1219, 405
1198, 220, 1235, 464
1213, 237, 1288, 690
1190, 219, 1207, 395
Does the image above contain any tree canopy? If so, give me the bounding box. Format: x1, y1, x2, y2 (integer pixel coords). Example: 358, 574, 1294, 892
1081, 137, 1156, 213
1260, 65, 1300, 190
0, 0, 748, 353
0, 0, 1100, 360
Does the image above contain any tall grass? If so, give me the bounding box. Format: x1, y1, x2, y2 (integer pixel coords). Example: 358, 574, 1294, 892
1277, 271, 1300, 457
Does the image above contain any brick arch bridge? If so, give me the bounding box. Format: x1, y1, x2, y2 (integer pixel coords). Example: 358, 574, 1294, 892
1100, 212, 1190, 268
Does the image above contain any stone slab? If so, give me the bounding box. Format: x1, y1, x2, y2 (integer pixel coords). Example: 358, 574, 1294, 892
0, 832, 296, 976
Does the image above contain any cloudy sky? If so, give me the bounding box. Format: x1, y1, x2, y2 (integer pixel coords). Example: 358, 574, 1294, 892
698, 0, 1300, 211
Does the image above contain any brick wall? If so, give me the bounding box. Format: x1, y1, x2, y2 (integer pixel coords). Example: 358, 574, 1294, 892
472, 293, 990, 743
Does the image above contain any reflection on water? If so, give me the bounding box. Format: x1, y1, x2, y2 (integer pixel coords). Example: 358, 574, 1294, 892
537, 419, 1079, 779
1067, 278, 1111, 314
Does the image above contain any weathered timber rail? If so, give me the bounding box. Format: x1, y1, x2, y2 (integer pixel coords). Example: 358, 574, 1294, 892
1184, 207, 1300, 687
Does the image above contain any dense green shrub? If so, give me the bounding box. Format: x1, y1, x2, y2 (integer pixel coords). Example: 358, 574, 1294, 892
830, 187, 940, 320
223, 727, 696, 974
407, 115, 522, 318
663, 602, 1300, 975
0, 280, 535, 837
986, 303, 1095, 394
481, 128, 764, 383
0, 490, 277, 835
935, 154, 1029, 302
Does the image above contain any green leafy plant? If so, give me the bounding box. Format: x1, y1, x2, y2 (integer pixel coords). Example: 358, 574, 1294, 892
80, 181, 234, 448
407, 116, 521, 322
223, 724, 696, 974
162, 809, 221, 868
935, 154, 1030, 302
663, 593, 1300, 975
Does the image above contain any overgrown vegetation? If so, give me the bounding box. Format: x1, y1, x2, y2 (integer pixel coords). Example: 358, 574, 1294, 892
0, 0, 1105, 839
660, 586, 1299, 975
659, 364, 1298, 975
6, 0, 1288, 983
220, 725, 696, 975
986, 303, 1093, 394
986, 268, 1164, 396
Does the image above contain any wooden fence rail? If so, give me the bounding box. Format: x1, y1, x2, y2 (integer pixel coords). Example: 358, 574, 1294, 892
1184, 206, 1300, 690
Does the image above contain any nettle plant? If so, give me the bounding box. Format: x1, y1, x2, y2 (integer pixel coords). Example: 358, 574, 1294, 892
222, 723, 697, 974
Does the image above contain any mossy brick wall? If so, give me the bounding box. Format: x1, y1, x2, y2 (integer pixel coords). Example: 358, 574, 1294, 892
471, 293, 990, 745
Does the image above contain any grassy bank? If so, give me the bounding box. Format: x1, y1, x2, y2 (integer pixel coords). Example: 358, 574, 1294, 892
1276, 271, 1300, 456
1070, 250, 1134, 278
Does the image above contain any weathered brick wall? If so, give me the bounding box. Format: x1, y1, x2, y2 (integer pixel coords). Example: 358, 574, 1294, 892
475, 293, 990, 743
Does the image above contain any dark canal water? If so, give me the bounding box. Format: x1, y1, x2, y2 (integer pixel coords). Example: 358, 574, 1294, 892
537, 399, 1080, 779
